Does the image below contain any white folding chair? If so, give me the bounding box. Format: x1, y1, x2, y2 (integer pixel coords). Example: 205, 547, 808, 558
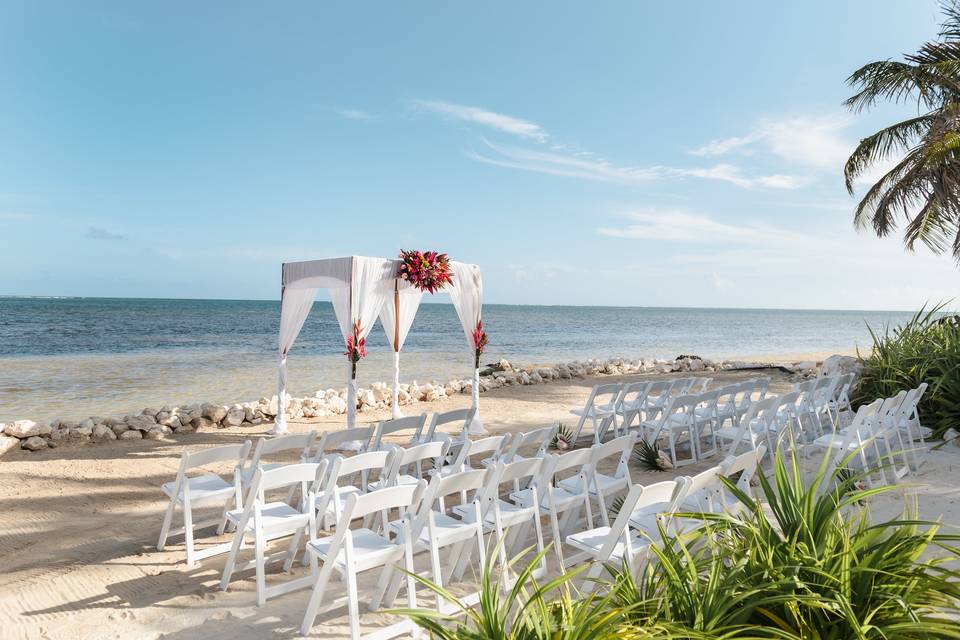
369, 414, 428, 451
299, 482, 426, 640
640, 380, 675, 423
241, 431, 317, 487
314, 450, 394, 530
715, 446, 765, 517
570, 383, 622, 444
370, 440, 448, 490
157, 440, 252, 566
615, 381, 651, 435
219, 462, 326, 606
642, 394, 700, 467
713, 384, 741, 430
897, 383, 931, 444
454, 457, 547, 583
387, 468, 489, 612
674, 465, 725, 532
811, 376, 842, 431
827, 373, 856, 425
487, 425, 555, 467
415, 407, 476, 445
692, 389, 720, 459
716, 396, 777, 459
815, 399, 884, 487
512, 447, 594, 569
558, 432, 636, 526
626, 478, 690, 539
312, 426, 374, 458
793, 380, 825, 438
735, 378, 769, 423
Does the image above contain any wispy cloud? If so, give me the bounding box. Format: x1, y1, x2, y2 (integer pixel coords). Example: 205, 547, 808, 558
86, 226, 124, 240
336, 108, 380, 121
691, 115, 853, 170
597, 209, 804, 246
469, 141, 809, 190
414, 99, 548, 142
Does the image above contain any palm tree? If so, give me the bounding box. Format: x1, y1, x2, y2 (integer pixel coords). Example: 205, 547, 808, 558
844, 1, 960, 261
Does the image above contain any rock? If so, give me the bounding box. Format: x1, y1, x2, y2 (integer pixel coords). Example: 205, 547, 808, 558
191, 417, 215, 431
65, 428, 91, 445
160, 415, 182, 429
49, 428, 67, 445
327, 395, 347, 414
21, 436, 48, 451
119, 429, 143, 440
92, 424, 117, 442
0, 435, 19, 457
142, 407, 159, 418
110, 422, 130, 436
201, 403, 228, 423
145, 426, 168, 440
79, 418, 95, 430
223, 408, 245, 427
4, 420, 51, 439
688, 359, 705, 372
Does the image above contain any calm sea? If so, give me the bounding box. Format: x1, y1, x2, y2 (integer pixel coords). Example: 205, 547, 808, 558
0, 297, 918, 422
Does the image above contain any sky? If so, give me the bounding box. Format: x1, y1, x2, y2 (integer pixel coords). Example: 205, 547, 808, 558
1, 0, 957, 310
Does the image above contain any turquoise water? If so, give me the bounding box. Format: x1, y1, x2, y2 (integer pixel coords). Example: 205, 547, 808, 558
0, 297, 918, 422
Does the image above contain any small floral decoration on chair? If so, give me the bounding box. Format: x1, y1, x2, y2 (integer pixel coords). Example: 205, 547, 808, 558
472, 320, 489, 369
344, 320, 366, 379
397, 250, 454, 293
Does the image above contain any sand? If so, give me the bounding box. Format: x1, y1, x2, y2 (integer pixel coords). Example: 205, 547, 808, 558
2, 366, 959, 640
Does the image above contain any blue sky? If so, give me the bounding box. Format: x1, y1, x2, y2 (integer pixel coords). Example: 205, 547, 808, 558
1, 0, 956, 310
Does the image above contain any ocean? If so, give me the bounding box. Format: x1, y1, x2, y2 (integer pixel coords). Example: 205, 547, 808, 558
0, 297, 918, 423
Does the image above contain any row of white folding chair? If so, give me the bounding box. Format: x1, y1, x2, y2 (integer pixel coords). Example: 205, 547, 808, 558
571, 377, 715, 445
567, 446, 764, 589
638, 390, 726, 467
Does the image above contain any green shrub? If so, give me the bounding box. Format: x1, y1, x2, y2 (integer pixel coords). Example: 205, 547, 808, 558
853, 304, 960, 438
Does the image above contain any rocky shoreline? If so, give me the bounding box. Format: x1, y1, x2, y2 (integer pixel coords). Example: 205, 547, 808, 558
0, 353, 858, 457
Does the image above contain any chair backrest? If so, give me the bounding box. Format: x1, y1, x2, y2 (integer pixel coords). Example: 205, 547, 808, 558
387, 440, 448, 483
424, 407, 475, 442
590, 432, 637, 481
590, 383, 623, 408
811, 376, 840, 409
874, 391, 907, 433
664, 393, 699, 420
597, 484, 644, 559
313, 427, 373, 459
333, 449, 393, 479
372, 414, 428, 450
502, 425, 557, 462
618, 381, 651, 408
692, 377, 713, 393
414, 468, 488, 535
338, 481, 427, 529
716, 384, 740, 407
537, 448, 592, 502
247, 431, 316, 475
628, 479, 690, 535
183, 441, 252, 472
695, 389, 720, 411
256, 461, 325, 494
719, 445, 765, 501
738, 378, 769, 411
680, 465, 724, 511
460, 434, 510, 469
841, 398, 884, 445
833, 373, 855, 401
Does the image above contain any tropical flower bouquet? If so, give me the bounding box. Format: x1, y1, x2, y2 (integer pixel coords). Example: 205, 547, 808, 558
397, 249, 453, 293
344, 320, 366, 379
472, 320, 488, 369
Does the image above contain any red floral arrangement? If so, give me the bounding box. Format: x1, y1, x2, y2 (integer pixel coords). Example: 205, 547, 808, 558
344, 320, 366, 378
472, 320, 489, 368
397, 249, 454, 293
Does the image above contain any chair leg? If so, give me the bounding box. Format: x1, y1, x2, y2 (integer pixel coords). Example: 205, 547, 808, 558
282, 526, 305, 572
219, 527, 246, 591
548, 508, 565, 570
299, 560, 336, 636
430, 539, 444, 612
157, 498, 176, 552
254, 531, 267, 607
346, 566, 362, 640
183, 499, 196, 567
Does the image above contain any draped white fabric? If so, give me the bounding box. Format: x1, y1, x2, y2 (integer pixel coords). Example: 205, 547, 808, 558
276, 255, 484, 435
448, 262, 486, 434
274, 286, 318, 433
379, 277, 425, 419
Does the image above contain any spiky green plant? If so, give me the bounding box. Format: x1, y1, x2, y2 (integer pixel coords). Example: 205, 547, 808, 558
605, 447, 960, 638
633, 439, 668, 472
853, 303, 960, 437
391, 544, 626, 640
551, 423, 575, 451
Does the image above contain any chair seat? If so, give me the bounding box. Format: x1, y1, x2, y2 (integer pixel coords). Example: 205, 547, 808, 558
812, 433, 847, 449
566, 526, 650, 563
317, 486, 364, 516
511, 486, 583, 511
308, 528, 401, 571
227, 501, 308, 534
627, 505, 672, 535
453, 499, 534, 526
368, 474, 418, 491
162, 474, 233, 504
571, 406, 615, 419
557, 472, 626, 497
240, 462, 283, 484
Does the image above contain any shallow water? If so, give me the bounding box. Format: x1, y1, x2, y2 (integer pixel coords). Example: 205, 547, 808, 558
0, 297, 916, 422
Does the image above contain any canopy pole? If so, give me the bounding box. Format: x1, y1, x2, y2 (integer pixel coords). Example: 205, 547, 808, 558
391, 282, 403, 419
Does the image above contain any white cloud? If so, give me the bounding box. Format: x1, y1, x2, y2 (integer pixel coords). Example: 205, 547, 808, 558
85, 226, 124, 241
691, 115, 853, 170
414, 99, 548, 142
597, 209, 804, 246
336, 108, 379, 121
470, 141, 809, 190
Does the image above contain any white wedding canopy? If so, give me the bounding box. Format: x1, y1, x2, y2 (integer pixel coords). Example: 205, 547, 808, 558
275, 255, 485, 436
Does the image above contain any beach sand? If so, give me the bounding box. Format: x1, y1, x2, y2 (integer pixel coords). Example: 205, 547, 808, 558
2, 366, 958, 640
